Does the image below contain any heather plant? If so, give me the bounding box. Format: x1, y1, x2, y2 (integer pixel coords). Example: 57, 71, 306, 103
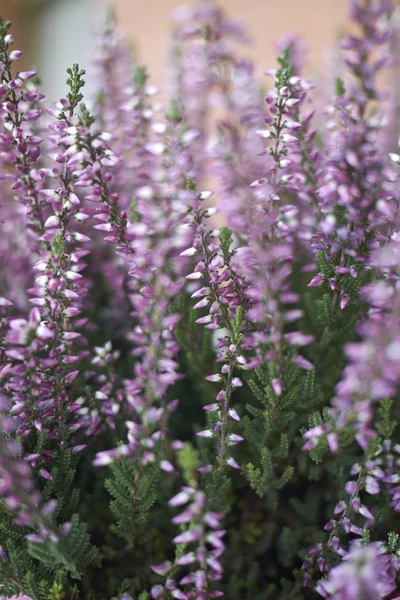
1, 1, 400, 599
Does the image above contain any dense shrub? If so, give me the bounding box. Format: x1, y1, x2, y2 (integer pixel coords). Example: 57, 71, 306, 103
0, 1, 400, 598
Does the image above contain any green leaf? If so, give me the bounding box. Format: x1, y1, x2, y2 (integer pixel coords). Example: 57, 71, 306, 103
219, 226, 233, 257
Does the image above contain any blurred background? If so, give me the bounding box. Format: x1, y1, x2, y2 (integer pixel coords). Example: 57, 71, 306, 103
0, 0, 349, 101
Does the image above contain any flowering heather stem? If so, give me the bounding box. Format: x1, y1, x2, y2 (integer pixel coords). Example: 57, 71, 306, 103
310, 0, 394, 348
171, 2, 250, 183
0, 20, 46, 237
1, 65, 94, 451
152, 487, 225, 599
316, 541, 397, 599
2, 3, 400, 599
184, 184, 245, 472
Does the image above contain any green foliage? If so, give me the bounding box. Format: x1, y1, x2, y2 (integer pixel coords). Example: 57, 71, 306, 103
376, 398, 397, 440
219, 226, 233, 257
176, 442, 200, 487
105, 458, 160, 540
241, 361, 318, 507
203, 457, 232, 513
335, 77, 346, 96
0, 16, 11, 39
42, 448, 81, 519
27, 515, 97, 580
66, 64, 86, 111
0, 16, 11, 61
276, 48, 293, 89
79, 103, 96, 128
185, 175, 197, 191
130, 197, 139, 222
133, 66, 148, 89
51, 233, 66, 259
165, 99, 182, 123
0, 498, 96, 599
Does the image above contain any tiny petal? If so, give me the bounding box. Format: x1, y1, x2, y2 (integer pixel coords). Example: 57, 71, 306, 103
307, 273, 324, 288
358, 505, 374, 520
197, 430, 213, 438
160, 460, 174, 473
64, 370, 79, 384
334, 501, 347, 515
327, 433, 339, 453
176, 552, 196, 566
151, 561, 172, 576
272, 378, 282, 397
44, 215, 59, 228
168, 490, 192, 507
180, 247, 197, 256
19, 70, 37, 80
206, 374, 222, 382
151, 585, 164, 599
340, 295, 350, 310
231, 377, 243, 388
204, 403, 219, 412
173, 527, 201, 544
228, 408, 240, 421
389, 153, 400, 164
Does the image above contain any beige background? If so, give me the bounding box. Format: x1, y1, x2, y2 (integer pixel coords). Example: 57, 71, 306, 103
0, 0, 350, 95
112, 0, 349, 87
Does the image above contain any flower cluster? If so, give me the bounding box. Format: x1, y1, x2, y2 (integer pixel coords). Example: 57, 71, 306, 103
0, 2, 400, 599
151, 487, 225, 599
316, 541, 398, 600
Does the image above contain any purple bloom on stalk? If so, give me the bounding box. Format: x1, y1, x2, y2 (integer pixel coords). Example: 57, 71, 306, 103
384, 6, 400, 153
90, 72, 205, 470
316, 541, 397, 599
1, 67, 95, 444
329, 240, 400, 447
0, 430, 36, 520
309, 0, 393, 308
0, 38, 46, 237
227, 54, 316, 377
0, 394, 62, 543
303, 1, 400, 456
185, 185, 246, 473
0, 36, 50, 308
171, 2, 251, 184
92, 10, 137, 210
210, 59, 267, 236
153, 486, 225, 599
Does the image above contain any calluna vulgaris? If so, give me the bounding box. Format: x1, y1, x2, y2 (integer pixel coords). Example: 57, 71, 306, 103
1, 1, 400, 598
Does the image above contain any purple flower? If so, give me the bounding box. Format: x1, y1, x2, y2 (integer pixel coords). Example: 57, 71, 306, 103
155, 486, 225, 598
316, 542, 397, 599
